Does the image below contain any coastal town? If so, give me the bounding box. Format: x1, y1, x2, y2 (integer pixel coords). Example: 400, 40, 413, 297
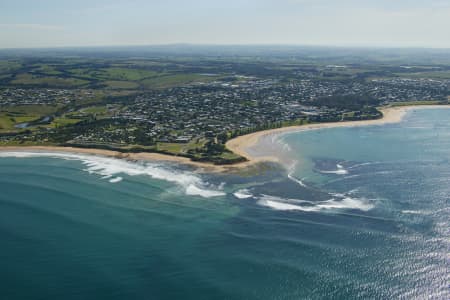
0, 53, 449, 163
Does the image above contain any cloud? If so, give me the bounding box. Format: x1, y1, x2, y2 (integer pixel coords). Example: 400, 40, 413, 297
0, 23, 64, 31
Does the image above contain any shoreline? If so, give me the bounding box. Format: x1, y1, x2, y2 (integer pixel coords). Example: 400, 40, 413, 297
0, 105, 448, 172
0, 146, 254, 173
225, 105, 450, 162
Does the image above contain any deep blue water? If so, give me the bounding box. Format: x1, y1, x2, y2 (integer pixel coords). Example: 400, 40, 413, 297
0, 108, 449, 299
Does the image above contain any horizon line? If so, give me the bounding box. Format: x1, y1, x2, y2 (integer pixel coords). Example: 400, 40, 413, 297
1, 43, 450, 51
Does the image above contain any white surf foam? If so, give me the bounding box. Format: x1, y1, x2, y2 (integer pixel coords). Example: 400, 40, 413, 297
401, 210, 424, 215
282, 142, 292, 152
259, 199, 309, 211
320, 164, 349, 175
233, 189, 254, 199
0, 151, 225, 198
348, 162, 379, 169
288, 173, 308, 187
186, 184, 226, 198
257, 193, 374, 212
109, 177, 123, 183
287, 161, 308, 188
317, 197, 373, 211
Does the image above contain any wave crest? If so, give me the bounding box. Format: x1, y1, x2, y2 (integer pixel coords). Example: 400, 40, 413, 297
233, 189, 254, 199
0, 151, 225, 198
257, 193, 374, 212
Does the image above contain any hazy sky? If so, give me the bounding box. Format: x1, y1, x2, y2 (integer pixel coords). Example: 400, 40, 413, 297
1, 0, 449, 48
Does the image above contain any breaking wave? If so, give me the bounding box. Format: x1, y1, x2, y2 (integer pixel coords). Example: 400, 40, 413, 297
0, 151, 225, 198
320, 164, 349, 175
233, 189, 254, 199
257, 193, 374, 212
109, 177, 123, 183
186, 184, 226, 198
401, 210, 425, 215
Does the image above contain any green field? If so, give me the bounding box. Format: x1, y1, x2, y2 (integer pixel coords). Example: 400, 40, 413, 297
397, 71, 450, 80
0, 105, 60, 132
141, 74, 219, 89
389, 100, 446, 107
104, 80, 139, 89
0, 113, 39, 131
0, 61, 22, 74
11, 74, 88, 87
32, 64, 63, 76
100, 68, 160, 81
156, 140, 206, 154
1, 105, 60, 115
50, 117, 83, 127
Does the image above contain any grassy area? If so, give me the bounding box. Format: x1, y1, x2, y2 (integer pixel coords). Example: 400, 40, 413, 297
0, 140, 54, 146
104, 80, 139, 89
68, 68, 104, 80
396, 71, 450, 80
141, 74, 219, 89
0, 113, 39, 131
342, 112, 355, 119
1, 105, 60, 115
32, 64, 63, 76
0, 74, 12, 80
156, 140, 205, 154
100, 68, 160, 81
0, 61, 22, 74
81, 106, 109, 114
11, 74, 88, 87
0, 105, 60, 132
389, 100, 445, 107
216, 151, 243, 160
50, 117, 83, 127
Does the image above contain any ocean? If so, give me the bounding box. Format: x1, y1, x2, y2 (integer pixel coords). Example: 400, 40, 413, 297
0, 108, 449, 299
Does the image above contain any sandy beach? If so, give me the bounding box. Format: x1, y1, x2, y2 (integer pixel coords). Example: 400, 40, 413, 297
0, 145, 251, 173
0, 105, 448, 172
225, 105, 450, 162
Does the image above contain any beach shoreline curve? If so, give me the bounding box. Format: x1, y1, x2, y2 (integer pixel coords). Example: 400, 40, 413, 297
0, 105, 448, 172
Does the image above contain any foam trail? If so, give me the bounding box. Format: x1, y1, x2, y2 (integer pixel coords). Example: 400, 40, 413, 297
282, 143, 292, 152
348, 162, 379, 169
401, 210, 424, 215
233, 189, 254, 199
287, 161, 308, 188
109, 177, 123, 183
186, 185, 226, 197
288, 173, 308, 188
0, 151, 225, 198
258, 199, 311, 211
257, 193, 374, 212
320, 164, 349, 175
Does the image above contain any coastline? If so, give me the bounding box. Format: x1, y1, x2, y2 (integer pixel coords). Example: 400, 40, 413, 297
0, 105, 448, 172
0, 145, 254, 173
224, 105, 450, 162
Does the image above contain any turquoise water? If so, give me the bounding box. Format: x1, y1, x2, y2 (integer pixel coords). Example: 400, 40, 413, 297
0, 108, 449, 299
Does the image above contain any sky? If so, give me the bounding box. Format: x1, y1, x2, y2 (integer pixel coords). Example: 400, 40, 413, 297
0, 0, 450, 49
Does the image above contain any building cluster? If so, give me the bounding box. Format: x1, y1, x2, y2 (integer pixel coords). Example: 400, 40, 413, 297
112, 83, 324, 143
368, 78, 449, 103
1, 75, 448, 146
0, 88, 96, 106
